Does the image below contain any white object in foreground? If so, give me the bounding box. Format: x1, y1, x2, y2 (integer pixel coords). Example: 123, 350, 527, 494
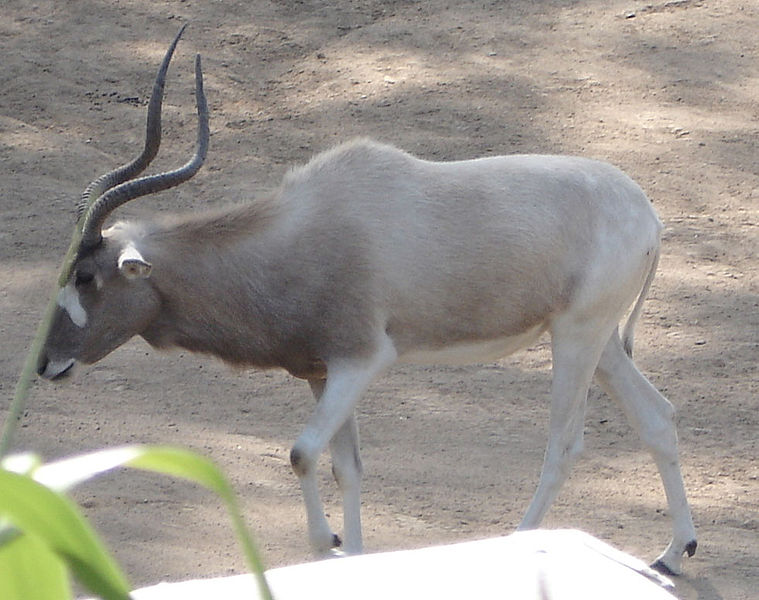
123, 530, 676, 600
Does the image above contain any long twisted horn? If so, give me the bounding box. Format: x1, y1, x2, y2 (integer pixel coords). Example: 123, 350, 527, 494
79, 52, 209, 251
76, 24, 187, 219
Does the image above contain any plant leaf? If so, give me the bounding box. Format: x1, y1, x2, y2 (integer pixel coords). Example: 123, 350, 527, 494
32, 446, 143, 493
126, 446, 274, 600
2, 445, 274, 600
126, 446, 231, 498
0, 469, 131, 600
0, 531, 72, 600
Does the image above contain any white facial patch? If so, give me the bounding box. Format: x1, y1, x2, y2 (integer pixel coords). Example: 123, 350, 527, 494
57, 283, 87, 328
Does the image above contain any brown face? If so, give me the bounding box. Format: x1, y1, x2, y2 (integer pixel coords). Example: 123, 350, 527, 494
36, 29, 208, 380
37, 237, 161, 379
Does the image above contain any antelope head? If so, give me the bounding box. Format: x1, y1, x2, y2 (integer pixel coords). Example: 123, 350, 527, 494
37, 27, 209, 379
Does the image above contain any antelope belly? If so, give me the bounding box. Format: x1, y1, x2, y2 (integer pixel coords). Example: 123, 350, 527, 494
398, 324, 546, 366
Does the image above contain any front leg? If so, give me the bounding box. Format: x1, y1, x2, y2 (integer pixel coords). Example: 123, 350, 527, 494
292, 338, 397, 556
329, 413, 363, 553
306, 380, 364, 554
300, 379, 342, 554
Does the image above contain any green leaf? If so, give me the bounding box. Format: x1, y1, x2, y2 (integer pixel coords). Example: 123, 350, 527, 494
126, 446, 274, 600
1, 446, 274, 600
126, 446, 233, 500
31, 446, 143, 493
0, 469, 131, 600
0, 531, 72, 600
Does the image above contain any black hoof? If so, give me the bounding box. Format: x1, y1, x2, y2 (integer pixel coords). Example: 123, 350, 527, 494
651, 559, 677, 577
331, 533, 342, 548
651, 540, 698, 576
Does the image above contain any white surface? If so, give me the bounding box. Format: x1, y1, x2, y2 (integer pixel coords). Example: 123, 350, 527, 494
120, 530, 676, 600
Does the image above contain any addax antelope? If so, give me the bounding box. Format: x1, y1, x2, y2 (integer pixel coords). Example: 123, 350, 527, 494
38, 29, 697, 574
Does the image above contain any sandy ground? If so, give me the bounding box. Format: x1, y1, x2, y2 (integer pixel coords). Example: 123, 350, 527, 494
1, 1, 757, 598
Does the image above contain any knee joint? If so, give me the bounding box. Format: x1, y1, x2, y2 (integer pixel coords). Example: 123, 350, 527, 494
290, 446, 312, 477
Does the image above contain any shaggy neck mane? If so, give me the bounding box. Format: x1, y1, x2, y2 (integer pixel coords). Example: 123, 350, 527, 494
153, 193, 283, 247
136, 192, 328, 378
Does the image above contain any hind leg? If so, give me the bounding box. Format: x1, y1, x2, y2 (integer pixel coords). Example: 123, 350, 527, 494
595, 331, 697, 574
520, 316, 614, 529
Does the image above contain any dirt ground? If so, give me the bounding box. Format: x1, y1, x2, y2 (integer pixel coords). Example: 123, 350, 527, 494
1, 1, 757, 598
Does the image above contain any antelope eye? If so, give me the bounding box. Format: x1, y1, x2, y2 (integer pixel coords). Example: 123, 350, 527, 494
75, 270, 95, 287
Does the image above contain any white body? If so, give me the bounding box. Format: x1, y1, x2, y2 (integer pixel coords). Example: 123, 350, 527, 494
42, 139, 696, 573
119, 530, 676, 600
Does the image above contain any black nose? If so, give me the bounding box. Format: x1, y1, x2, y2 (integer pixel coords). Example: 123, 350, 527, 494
51, 362, 74, 379
36, 355, 74, 380
36, 355, 48, 377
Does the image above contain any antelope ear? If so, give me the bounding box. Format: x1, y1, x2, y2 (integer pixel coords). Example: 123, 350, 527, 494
118, 244, 152, 279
